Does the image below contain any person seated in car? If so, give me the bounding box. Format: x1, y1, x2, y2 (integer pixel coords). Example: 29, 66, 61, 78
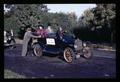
36, 25, 48, 44
36, 25, 47, 37
36, 25, 43, 36
46, 23, 54, 34
56, 26, 64, 40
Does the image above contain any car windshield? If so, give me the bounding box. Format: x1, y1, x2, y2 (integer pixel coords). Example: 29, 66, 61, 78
63, 33, 75, 38
47, 33, 56, 38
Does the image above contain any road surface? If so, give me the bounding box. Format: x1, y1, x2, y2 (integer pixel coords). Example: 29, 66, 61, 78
4, 44, 116, 78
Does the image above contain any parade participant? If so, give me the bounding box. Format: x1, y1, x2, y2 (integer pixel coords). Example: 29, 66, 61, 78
56, 26, 64, 39
46, 24, 54, 33
10, 29, 16, 47
21, 27, 41, 56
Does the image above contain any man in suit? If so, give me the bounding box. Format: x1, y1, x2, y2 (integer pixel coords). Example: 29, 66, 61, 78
21, 27, 41, 57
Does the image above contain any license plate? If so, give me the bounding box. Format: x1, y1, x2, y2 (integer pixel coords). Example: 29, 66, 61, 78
46, 38, 55, 45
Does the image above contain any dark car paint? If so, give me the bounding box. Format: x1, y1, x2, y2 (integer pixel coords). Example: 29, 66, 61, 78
33, 33, 75, 55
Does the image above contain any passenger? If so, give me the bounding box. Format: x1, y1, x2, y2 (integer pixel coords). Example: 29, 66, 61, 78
36, 25, 43, 36
46, 24, 54, 33
42, 27, 48, 38
56, 26, 64, 39
36, 25, 47, 44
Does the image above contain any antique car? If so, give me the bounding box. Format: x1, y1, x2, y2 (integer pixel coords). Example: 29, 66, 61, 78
4, 32, 16, 49
32, 32, 92, 63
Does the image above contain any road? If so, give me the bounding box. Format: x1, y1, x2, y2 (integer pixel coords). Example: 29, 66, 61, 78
4, 44, 116, 78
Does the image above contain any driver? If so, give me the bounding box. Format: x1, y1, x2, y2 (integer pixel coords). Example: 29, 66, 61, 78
56, 27, 64, 39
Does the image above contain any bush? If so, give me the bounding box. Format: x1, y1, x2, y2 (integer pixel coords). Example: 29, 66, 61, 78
73, 27, 112, 44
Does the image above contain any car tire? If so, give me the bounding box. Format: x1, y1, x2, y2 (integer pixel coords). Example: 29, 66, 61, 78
33, 44, 42, 57
63, 47, 74, 63
9, 40, 15, 49
10, 40, 15, 45
83, 47, 92, 59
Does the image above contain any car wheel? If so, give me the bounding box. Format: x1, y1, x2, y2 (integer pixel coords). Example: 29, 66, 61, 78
10, 40, 15, 45
83, 47, 92, 59
33, 44, 42, 57
9, 40, 15, 49
63, 47, 74, 63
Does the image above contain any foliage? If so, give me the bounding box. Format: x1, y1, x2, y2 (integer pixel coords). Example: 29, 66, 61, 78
4, 4, 49, 39
76, 4, 116, 43
4, 4, 78, 38
4, 4, 116, 43
4, 15, 19, 37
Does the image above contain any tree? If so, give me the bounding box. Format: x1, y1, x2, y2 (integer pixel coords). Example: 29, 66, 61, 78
4, 4, 49, 39
67, 12, 78, 27
92, 4, 116, 44
78, 8, 94, 29
4, 15, 19, 37
14, 4, 49, 28
77, 4, 116, 44
46, 12, 73, 33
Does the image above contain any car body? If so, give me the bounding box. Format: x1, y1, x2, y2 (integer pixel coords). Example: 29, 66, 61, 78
32, 32, 92, 63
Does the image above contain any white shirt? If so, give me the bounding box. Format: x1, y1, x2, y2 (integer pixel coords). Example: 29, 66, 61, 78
47, 26, 53, 33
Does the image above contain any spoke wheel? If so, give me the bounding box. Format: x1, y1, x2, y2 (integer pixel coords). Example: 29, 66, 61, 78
63, 47, 73, 63
33, 44, 42, 57
83, 47, 92, 59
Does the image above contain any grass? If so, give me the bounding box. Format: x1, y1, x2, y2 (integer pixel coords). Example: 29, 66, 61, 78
4, 69, 26, 79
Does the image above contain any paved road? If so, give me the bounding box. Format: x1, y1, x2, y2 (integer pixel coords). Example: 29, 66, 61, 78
4, 44, 116, 78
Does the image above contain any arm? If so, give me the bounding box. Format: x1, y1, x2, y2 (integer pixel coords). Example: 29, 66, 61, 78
29, 32, 41, 38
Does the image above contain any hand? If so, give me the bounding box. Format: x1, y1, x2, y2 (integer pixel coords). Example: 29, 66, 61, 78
38, 35, 41, 38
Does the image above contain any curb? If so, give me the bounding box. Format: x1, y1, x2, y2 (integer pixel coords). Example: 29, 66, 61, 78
97, 48, 116, 52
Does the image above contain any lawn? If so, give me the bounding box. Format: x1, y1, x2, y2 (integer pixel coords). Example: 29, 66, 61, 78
4, 69, 26, 79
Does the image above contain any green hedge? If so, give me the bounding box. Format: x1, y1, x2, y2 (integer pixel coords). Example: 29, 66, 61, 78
73, 27, 113, 43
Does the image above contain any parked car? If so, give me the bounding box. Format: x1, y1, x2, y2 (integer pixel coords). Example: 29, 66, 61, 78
4, 31, 16, 49
32, 32, 92, 63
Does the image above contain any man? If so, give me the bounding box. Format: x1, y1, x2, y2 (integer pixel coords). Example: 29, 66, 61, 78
36, 25, 47, 44
46, 25, 53, 33
36, 25, 45, 38
10, 29, 16, 48
21, 27, 41, 56
56, 27, 63, 39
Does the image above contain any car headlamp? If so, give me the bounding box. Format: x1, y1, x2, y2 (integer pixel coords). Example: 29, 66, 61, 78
69, 44, 73, 47
83, 43, 86, 47
4, 40, 7, 43
74, 45, 77, 49
62, 39, 65, 42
